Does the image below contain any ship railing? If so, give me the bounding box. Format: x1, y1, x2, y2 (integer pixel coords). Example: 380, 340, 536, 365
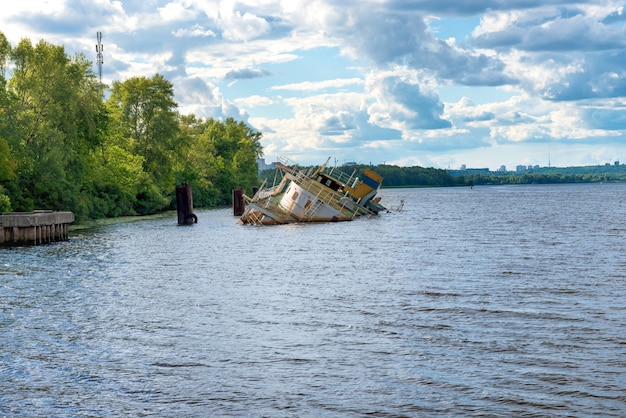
325, 165, 357, 187
293, 171, 366, 216
293, 172, 335, 204
303, 198, 324, 218
279, 155, 357, 187
350, 204, 371, 219
277, 155, 300, 170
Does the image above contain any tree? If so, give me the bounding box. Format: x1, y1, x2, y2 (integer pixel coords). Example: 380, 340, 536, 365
108, 74, 180, 195
0, 74, 13, 211
0, 32, 264, 220
0, 31, 10, 79
4, 37, 104, 217
179, 117, 263, 205
0, 75, 16, 185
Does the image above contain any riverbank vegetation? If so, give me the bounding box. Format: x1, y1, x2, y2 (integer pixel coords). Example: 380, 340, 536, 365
448, 165, 626, 187
261, 163, 626, 189
0, 32, 262, 221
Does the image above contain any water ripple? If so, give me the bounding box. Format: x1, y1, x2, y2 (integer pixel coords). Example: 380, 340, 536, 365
2, 184, 626, 416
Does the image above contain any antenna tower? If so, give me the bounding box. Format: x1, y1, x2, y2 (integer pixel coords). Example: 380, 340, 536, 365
96, 32, 103, 84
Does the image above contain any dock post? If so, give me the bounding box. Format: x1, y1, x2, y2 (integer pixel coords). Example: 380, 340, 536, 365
176, 182, 197, 225
232, 188, 245, 216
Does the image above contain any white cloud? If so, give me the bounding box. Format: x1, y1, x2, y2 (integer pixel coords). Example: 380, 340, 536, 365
175, 77, 247, 120
172, 24, 216, 37
159, 1, 198, 21
185, 37, 301, 77
444, 93, 621, 150
271, 78, 363, 92
282, 91, 365, 142
221, 11, 270, 41
191, 0, 271, 41
365, 67, 450, 131
233, 95, 275, 107
1, 0, 66, 17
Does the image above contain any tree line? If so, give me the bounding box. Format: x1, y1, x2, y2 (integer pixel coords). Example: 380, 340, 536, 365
449, 165, 626, 186
0, 33, 262, 220
455, 172, 626, 186
260, 163, 626, 189
260, 163, 457, 188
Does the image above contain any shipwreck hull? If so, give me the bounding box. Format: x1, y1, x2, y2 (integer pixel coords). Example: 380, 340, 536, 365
239, 158, 385, 225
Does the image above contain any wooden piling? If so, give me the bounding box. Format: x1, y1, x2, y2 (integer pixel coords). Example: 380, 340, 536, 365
232, 188, 245, 216
176, 182, 197, 225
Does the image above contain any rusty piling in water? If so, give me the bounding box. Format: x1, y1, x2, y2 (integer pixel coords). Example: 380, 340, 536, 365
232, 188, 245, 216
0, 211, 75, 246
176, 182, 197, 225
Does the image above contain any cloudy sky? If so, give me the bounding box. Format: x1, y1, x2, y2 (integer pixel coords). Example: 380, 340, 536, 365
2, 0, 626, 170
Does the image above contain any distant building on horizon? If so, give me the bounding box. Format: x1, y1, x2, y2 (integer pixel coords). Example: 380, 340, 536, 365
257, 158, 276, 173
515, 164, 541, 172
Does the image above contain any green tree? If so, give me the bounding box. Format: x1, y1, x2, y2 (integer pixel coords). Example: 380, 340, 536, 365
4, 37, 104, 217
181, 117, 263, 205
85, 103, 146, 218
0, 75, 16, 185
0, 33, 264, 220
0, 70, 13, 211
108, 74, 180, 196
0, 31, 10, 79
173, 114, 222, 206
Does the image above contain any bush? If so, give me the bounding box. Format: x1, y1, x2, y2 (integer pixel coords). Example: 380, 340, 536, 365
0, 193, 11, 213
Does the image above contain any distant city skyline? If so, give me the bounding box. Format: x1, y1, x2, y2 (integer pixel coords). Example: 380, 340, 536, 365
259, 156, 624, 173
456, 158, 622, 171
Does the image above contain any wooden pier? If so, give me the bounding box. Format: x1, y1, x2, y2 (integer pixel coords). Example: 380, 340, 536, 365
0, 211, 75, 245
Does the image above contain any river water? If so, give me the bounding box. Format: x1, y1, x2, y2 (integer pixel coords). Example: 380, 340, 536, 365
1, 183, 625, 416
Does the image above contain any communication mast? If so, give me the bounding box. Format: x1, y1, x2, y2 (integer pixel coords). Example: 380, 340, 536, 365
96, 32, 103, 84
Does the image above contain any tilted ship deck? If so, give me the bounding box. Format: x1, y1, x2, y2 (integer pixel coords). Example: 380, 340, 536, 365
239, 157, 386, 225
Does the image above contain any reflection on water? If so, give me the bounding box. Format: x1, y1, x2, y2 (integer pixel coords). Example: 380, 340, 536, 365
2, 183, 626, 416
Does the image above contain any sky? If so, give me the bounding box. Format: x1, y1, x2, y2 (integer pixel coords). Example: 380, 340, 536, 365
1, 0, 626, 170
